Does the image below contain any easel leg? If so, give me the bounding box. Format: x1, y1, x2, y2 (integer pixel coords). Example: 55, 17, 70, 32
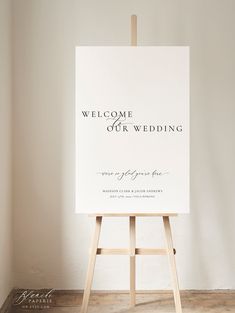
130, 15, 137, 306
129, 216, 136, 306
163, 216, 182, 313
80, 216, 102, 313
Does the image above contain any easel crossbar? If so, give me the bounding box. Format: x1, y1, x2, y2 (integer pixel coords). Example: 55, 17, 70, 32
96, 248, 176, 255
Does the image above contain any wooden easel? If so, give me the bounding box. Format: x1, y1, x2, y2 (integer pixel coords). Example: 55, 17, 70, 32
80, 15, 183, 313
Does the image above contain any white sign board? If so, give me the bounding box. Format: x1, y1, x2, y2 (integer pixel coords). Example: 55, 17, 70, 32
75, 47, 189, 214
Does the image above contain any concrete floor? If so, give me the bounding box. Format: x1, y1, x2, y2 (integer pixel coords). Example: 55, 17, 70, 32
10, 291, 235, 313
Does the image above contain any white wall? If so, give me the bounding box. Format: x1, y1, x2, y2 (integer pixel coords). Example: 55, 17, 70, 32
0, 0, 12, 306
12, 0, 235, 290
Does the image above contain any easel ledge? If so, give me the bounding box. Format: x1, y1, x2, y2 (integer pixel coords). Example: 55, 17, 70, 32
89, 213, 177, 217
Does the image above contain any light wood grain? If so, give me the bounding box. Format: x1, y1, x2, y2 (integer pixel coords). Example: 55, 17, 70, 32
80, 216, 102, 313
96, 248, 175, 255
131, 15, 137, 46
129, 216, 136, 306
163, 216, 182, 313
89, 213, 177, 217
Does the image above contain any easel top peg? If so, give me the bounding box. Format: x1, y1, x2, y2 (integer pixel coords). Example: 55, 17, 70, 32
131, 15, 137, 46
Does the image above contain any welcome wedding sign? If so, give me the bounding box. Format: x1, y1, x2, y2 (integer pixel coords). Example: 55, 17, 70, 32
75, 47, 189, 214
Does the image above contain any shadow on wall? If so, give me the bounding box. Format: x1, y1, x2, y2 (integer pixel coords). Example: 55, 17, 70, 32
12, 0, 235, 291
